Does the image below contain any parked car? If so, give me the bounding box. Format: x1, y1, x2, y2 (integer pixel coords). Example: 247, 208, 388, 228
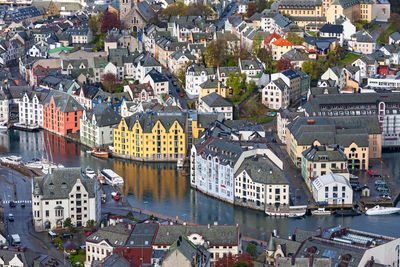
48, 230, 57, 239
21, 202, 25, 208
180, 93, 184, 97
380, 193, 391, 199
375, 179, 386, 185
172, 81, 177, 86
79, 245, 86, 250
62, 233, 73, 239
8, 214, 14, 221
376, 186, 389, 192
9, 201, 16, 208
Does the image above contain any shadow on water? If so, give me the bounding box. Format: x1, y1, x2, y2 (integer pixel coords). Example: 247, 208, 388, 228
3, 129, 400, 240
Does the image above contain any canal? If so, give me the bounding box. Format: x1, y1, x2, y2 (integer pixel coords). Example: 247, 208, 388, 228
2, 129, 400, 241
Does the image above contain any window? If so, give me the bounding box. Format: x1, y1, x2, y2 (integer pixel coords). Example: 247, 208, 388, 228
45, 210, 49, 217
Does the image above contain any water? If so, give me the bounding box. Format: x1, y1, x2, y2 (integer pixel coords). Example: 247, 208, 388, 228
3, 129, 400, 241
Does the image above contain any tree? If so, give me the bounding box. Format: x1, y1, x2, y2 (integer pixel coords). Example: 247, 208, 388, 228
86, 220, 96, 231
265, 0, 274, 8
227, 73, 246, 96
204, 39, 229, 67
185, 3, 214, 17
246, 3, 257, 17
214, 253, 254, 267
88, 13, 102, 36
177, 61, 192, 86
161, 2, 187, 16
302, 60, 316, 79
102, 73, 121, 92
64, 218, 72, 228
252, 32, 264, 55
276, 58, 294, 71
257, 48, 274, 73
256, 0, 267, 12
246, 243, 258, 257
286, 32, 304, 45
100, 11, 121, 33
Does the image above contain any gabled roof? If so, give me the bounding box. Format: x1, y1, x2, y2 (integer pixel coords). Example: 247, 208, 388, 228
272, 37, 293, 46
320, 24, 343, 34
43, 90, 84, 113
85, 103, 122, 127
201, 92, 232, 108
389, 31, 400, 42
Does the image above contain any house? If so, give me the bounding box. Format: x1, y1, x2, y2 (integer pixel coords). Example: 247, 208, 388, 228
92, 90, 132, 113
334, 15, 356, 40
321, 66, 342, 85
27, 44, 48, 58
351, 55, 377, 77
73, 85, 100, 110
319, 24, 344, 46
217, 66, 240, 86
270, 37, 294, 60
389, 31, 400, 45
64, 26, 93, 45
42, 91, 84, 135
198, 80, 230, 100
18, 90, 49, 128
312, 173, 353, 204
0, 247, 63, 267
276, 110, 304, 144
272, 69, 301, 103
380, 44, 400, 66
235, 154, 289, 211
80, 103, 122, 147
143, 69, 169, 96
185, 63, 216, 99
161, 236, 211, 267
304, 36, 338, 56
302, 145, 349, 190
123, 83, 156, 102
261, 78, 290, 109
281, 49, 309, 69
326, 0, 374, 23
0, 90, 9, 123
339, 65, 361, 92
198, 92, 233, 120
238, 58, 263, 82
32, 168, 101, 231
169, 50, 195, 75
349, 31, 376, 55
134, 53, 163, 81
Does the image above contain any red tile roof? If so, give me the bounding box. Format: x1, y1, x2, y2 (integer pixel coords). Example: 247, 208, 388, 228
272, 37, 294, 46
264, 32, 282, 46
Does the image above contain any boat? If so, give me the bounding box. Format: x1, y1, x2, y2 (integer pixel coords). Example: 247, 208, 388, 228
0, 156, 22, 165
101, 169, 124, 186
311, 208, 332, 215
365, 205, 400, 216
335, 209, 361, 216
25, 159, 43, 169
12, 122, 40, 131
85, 168, 96, 179
266, 205, 307, 217
0, 121, 8, 132
91, 147, 109, 159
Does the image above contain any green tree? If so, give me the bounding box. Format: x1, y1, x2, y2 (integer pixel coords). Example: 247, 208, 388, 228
205, 39, 229, 67
246, 243, 258, 257
256, 0, 267, 12
287, 32, 304, 45
257, 48, 274, 73
227, 73, 247, 96
88, 13, 102, 36
64, 218, 72, 228
185, 3, 215, 17
252, 32, 264, 55
177, 61, 192, 86
161, 2, 187, 16
265, 0, 274, 8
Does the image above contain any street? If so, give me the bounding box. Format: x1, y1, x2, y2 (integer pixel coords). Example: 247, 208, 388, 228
215, 2, 238, 30
162, 69, 188, 109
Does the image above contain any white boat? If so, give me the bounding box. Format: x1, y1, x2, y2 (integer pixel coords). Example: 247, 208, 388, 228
85, 168, 96, 179
101, 169, 124, 186
25, 159, 43, 169
266, 205, 307, 217
1, 156, 22, 165
365, 205, 400, 216
311, 208, 332, 215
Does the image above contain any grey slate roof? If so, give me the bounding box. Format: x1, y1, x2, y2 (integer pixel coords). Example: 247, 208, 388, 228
389, 31, 400, 42
153, 225, 239, 246
302, 145, 347, 162
43, 90, 84, 113
282, 48, 309, 61
124, 112, 187, 133
33, 168, 97, 200
164, 235, 210, 265
145, 68, 168, 83
85, 103, 122, 127
126, 222, 158, 247
272, 78, 289, 91
320, 24, 343, 34
352, 30, 374, 43
87, 223, 132, 247
201, 92, 232, 108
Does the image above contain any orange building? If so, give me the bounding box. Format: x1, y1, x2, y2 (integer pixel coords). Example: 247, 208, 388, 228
43, 91, 84, 135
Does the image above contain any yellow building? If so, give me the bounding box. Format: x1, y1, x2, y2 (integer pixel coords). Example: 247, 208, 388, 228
198, 79, 230, 100
278, 0, 324, 18
113, 111, 219, 162
326, 0, 374, 23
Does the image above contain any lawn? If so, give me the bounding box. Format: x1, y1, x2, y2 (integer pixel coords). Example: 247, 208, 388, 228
307, 31, 316, 36
238, 94, 275, 124
377, 25, 395, 45
339, 53, 361, 66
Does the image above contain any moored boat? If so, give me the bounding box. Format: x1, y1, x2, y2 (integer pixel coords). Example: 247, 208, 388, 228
1, 155, 22, 165
91, 147, 109, 158
85, 168, 96, 179
335, 209, 361, 216
101, 169, 124, 186
311, 208, 332, 215
365, 205, 400, 216
0, 121, 8, 132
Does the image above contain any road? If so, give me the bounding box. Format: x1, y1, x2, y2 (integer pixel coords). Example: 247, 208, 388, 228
162, 69, 188, 109
215, 2, 238, 30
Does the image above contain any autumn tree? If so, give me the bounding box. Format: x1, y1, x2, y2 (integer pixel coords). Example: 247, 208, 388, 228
100, 11, 121, 33
185, 3, 214, 17
257, 48, 274, 73
161, 2, 187, 16
276, 58, 294, 71
227, 73, 247, 95
246, 3, 257, 17
88, 13, 102, 36
214, 253, 254, 267
102, 73, 121, 92
287, 32, 304, 45
204, 39, 229, 67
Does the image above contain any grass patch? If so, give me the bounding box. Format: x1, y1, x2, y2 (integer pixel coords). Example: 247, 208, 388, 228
354, 20, 368, 31
307, 31, 316, 36
248, 117, 274, 123
238, 94, 275, 123
339, 53, 361, 66
377, 25, 395, 45
69, 250, 86, 265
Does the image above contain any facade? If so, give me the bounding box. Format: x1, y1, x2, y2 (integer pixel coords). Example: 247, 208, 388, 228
276, 110, 304, 144
80, 103, 122, 147
301, 145, 349, 190
18, 90, 49, 127
198, 92, 233, 120
0, 90, 9, 122
32, 168, 101, 232
198, 80, 230, 100
348, 31, 376, 55
262, 78, 290, 109
270, 37, 294, 60
367, 75, 400, 88
143, 69, 169, 96
185, 63, 216, 99
312, 173, 353, 205
42, 91, 84, 135
271, 70, 301, 103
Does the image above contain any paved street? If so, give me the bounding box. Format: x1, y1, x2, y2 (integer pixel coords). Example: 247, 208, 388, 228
369, 22, 390, 41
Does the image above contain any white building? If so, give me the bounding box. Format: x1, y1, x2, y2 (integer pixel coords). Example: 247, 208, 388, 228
367, 75, 400, 88
261, 78, 289, 109
32, 168, 101, 232
349, 31, 376, 55
80, 103, 122, 147
0, 90, 9, 123
311, 173, 353, 205
334, 15, 356, 40
18, 90, 48, 127
198, 92, 233, 120
380, 44, 400, 66
352, 56, 377, 78
389, 31, 400, 45
185, 63, 216, 99
143, 69, 169, 96
319, 24, 344, 46
135, 54, 163, 81
276, 110, 304, 144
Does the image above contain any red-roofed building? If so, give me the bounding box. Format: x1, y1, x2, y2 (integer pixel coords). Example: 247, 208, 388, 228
263, 32, 282, 49
271, 37, 294, 60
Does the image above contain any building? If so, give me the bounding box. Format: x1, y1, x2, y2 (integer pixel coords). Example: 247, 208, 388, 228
198, 80, 230, 100
185, 63, 216, 99
301, 145, 349, 190
319, 24, 344, 46
348, 31, 376, 55
238, 58, 263, 82
80, 103, 122, 147
286, 116, 382, 168
367, 75, 400, 88
389, 31, 400, 45
143, 69, 169, 97
235, 154, 289, 211
276, 110, 304, 144
261, 78, 290, 109
18, 89, 49, 128
113, 111, 191, 162
32, 168, 101, 232
270, 37, 294, 60
161, 236, 210, 267
152, 224, 240, 262
277, 0, 323, 22
311, 173, 353, 204
0, 247, 63, 267
271, 69, 301, 103
306, 93, 400, 148
198, 92, 233, 120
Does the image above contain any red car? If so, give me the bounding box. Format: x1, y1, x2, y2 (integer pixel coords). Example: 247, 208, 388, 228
180, 93, 184, 97
85, 231, 92, 237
